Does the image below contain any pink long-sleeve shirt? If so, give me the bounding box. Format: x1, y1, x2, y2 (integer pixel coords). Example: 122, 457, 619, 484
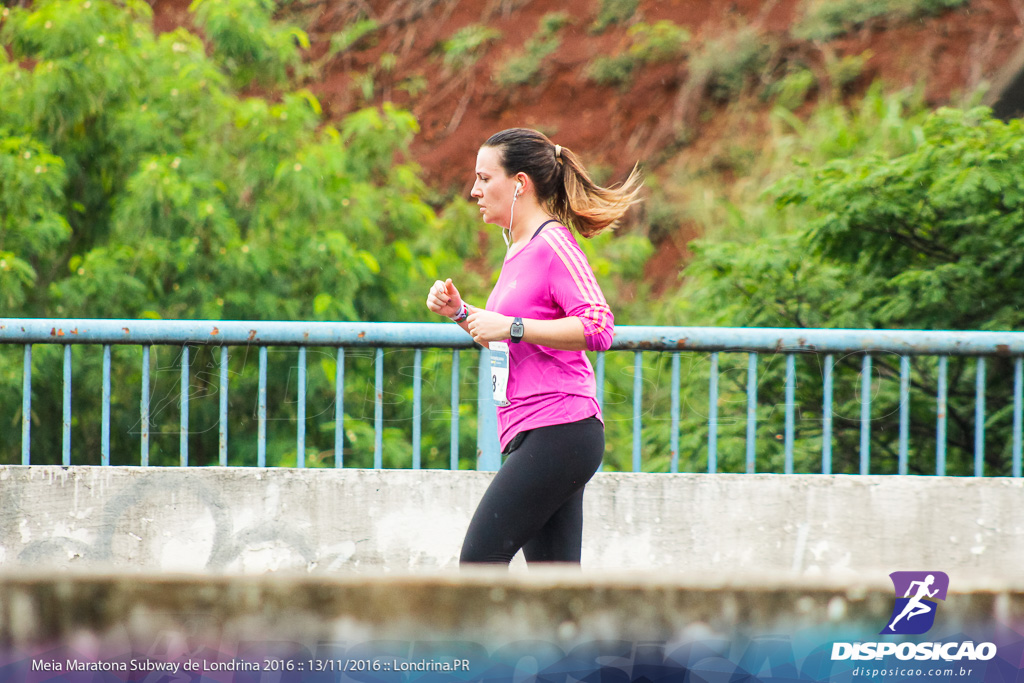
485, 224, 614, 451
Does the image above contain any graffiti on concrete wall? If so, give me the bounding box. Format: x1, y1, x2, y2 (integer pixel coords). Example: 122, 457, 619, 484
0, 469, 364, 573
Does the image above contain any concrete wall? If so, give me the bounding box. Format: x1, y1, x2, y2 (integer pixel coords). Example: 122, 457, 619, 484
2, 570, 1022, 651
1, 466, 1022, 578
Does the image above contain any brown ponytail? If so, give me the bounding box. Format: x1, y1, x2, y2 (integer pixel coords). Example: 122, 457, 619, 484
482, 128, 643, 238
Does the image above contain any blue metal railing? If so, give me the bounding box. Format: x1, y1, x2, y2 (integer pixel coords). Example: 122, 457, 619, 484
2, 319, 1023, 475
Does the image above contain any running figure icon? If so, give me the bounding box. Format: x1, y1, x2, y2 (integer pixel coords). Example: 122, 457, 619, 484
888, 574, 938, 631
882, 571, 949, 635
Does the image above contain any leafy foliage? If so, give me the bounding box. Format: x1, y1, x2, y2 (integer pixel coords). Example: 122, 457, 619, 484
324, 16, 378, 60
653, 99, 1024, 476
765, 67, 817, 110
440, 24, 501, 71
493, 12, 570, 87
0, 0, 657, 471
591, 0, 638, 34
776, 107, 1024, 331
689, 24, 771, 102
0, 0, 482, 467
627, 20, 692, 63
794, 0, 969, 41
586, 20, 691, 87
586, 54, 636, 88
826, 50, 873, 92
189, 0, 308, 88
0, 134, 70, 309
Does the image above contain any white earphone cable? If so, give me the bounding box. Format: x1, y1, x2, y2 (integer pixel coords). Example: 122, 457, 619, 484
505, 187, 519, 252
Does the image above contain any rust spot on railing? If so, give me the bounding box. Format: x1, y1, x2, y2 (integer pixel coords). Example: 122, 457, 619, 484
248, 329, 257, 341
122, 327, 130, 335
211, 327, 220, 336
53, 328, 64, 337
358, 331, 366, 338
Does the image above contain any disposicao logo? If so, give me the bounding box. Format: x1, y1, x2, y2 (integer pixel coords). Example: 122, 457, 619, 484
831, 571, 997, 663
881, 571, 948, 635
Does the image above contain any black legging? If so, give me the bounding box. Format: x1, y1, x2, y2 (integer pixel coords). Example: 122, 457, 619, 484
460, 416, 604, 566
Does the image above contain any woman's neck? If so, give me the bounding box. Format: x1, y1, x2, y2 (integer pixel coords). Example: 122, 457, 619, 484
508, 203, 554, 247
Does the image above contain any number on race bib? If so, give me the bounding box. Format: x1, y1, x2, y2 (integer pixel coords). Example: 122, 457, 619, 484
490, 342, 511, 406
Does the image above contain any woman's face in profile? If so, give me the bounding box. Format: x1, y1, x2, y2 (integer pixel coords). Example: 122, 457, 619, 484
471, 145, 516, 227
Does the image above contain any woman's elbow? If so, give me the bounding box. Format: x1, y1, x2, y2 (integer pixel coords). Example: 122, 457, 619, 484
585, 328, 614, 352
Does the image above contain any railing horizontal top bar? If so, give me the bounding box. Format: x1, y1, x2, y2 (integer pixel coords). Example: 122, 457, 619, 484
2, 319, 1024, 355
0, 320, 474, 348
617, 326, 1024, 356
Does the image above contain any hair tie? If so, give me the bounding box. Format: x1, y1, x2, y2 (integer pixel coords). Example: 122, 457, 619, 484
554, 144, 562, 163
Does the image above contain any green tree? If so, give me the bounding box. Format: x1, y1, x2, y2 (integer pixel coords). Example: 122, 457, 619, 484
669, 106, 1024, 476
0, 134, 70, 310
189, 0, 308, 88
0, 0, 480, 467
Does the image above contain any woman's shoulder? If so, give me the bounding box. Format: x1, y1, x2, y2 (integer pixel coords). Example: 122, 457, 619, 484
538, 224, 590, 264
538, 223, 579, 249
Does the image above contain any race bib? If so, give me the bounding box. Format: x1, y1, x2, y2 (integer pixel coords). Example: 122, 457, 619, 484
489, 342, 511, 406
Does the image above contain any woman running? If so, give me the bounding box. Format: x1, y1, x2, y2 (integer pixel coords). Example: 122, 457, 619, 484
426, 128, 642, 566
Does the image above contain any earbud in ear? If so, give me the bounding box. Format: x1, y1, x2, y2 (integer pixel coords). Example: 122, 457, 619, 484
515, 180, 523, 197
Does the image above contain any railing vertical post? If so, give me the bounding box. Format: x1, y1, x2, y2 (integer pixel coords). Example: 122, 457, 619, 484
297, 346, 307, 468
450, 349, 460, 470
596, 351, 606, 471
258, 346, 267, 467
219, 346, 229, 466
180, 345, 189, 467
670, 352, 680, 473
21, 344, 31, 466
708, 352, 718, 474
374, 347, 383, 469
784, 354, 796, 474
413, 349, 422, 469
746, 353, 757, 474
102, 345, 111, 466
860, 354, 872, 475
141, 345, 150, 467
898, 356, 910, 475
936, 356, 948, 476
477, 349, 500, 471
633, 351, 643, 473
1014, 357, 1022, 479
975, 357, 986, 477
822, 354, 833, 475
335, 347, 345, 468
63, 344, 71, 466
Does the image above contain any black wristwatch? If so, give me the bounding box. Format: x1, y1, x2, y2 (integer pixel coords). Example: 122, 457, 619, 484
510, 317, 524, 343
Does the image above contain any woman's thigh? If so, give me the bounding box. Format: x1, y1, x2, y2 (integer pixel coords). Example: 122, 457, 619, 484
460, 417, 604, 565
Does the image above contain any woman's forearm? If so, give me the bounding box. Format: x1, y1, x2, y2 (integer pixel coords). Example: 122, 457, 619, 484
518, 316, 587, 351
